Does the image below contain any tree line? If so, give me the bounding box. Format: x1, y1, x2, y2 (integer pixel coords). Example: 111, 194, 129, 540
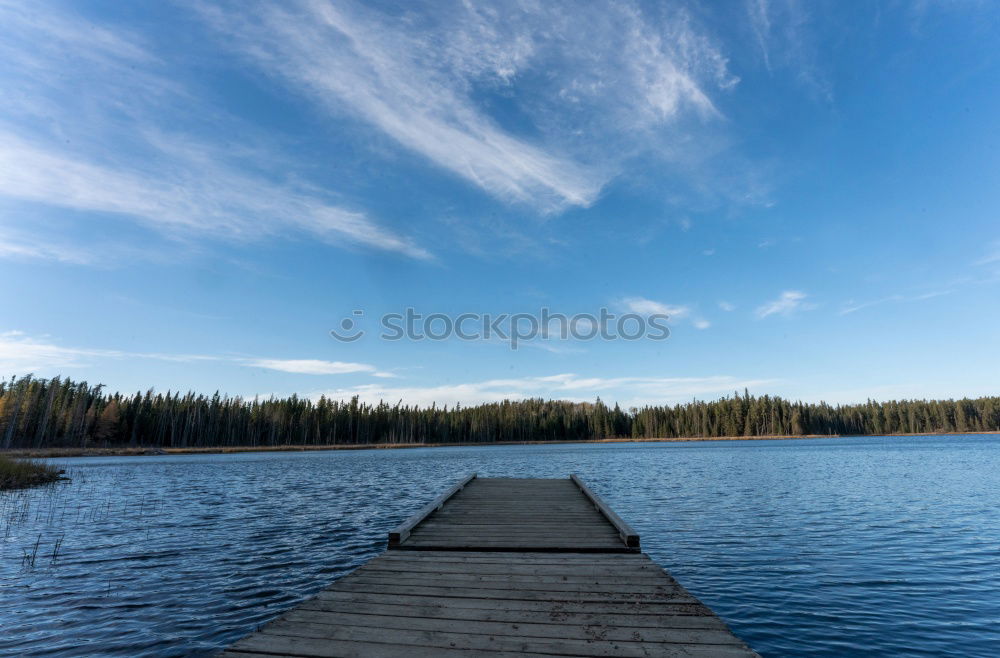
1, 374, 998, 450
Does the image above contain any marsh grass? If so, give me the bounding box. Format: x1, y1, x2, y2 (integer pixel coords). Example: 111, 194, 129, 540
0, 455, 65, 490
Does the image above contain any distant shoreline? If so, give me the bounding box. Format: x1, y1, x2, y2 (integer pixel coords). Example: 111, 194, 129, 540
4, 431, 998, 459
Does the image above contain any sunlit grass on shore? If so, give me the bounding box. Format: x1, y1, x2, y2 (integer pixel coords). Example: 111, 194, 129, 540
0, 455, 65, 490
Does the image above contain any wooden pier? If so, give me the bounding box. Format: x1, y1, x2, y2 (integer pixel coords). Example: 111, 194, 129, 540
222, 474, 758, 657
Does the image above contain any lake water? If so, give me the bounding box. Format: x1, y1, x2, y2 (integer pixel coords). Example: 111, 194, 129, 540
1, 435, 998, 657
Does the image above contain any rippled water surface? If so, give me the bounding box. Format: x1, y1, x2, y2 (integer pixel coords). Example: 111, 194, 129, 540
2, 435, 999, 657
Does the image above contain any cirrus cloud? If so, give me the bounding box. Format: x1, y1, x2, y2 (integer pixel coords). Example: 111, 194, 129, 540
755, 290, 811, 318
0, 1, 430, 262
198, 0, 736, 213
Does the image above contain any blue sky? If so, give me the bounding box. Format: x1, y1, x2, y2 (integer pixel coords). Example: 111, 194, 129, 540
2, 0, 998, 408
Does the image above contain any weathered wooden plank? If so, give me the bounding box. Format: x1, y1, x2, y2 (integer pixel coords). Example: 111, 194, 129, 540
361, 563, 664, 577
357, 571, 674, 583
406, 532, 621, 541
430, 508, 603, 512
331, 581, 699, 602
372, 554, 653, 566
425, 513, 607, 519
424, 520, 605, 525
432, 504, 599, 508
430, 508, 604, 514
360, 562, 663, 576
406, 534, 620, 540
402, 537, 621, 544
414, 524, 610, 531
467, 481, 578, 486
409, 526, 617, 532
381, 550, 634, 561
427, 511, 605, 518
451, 489, 579, 495
443, 493, 588, 497
452, 493, 588, 498
376, 550, 648, 561
433, 501, 599, 507
365, 554, 673, 572
353, 572, 674, 586
429, 510, 599, 515
419, 515, 605, 520
422, 525, 610, 532
410, 528, 619, 543
397, 543, 629, 553
436, 504, 599, 508
276, 610, 743, 645
410, 522, 616, 531
400, 538, 625, 546
464, 478, 574, 482
312, 589, 714, 615
377, 551, 640, 563
422, 509, 601, 516
243, 622, 755, 658
464, 480, 577, 485
232, 634, 551, 657
402, 535, 618, 542
431, 503, 606, 510
401, 533, 623, 541
340, 576, 690, 596
425, 516, 603, 520
295, 598, 727, 629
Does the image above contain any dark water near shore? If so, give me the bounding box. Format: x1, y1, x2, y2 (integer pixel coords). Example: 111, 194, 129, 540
1, 435, 998, 657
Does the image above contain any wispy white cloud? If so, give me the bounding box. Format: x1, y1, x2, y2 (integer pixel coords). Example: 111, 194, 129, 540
199, 0, 736, 213
975, 241, 1000, 266
621, 296, 690, 319
839, 290, 950, 315
515, 340, 587, 355
755, 290, 811, 318
905, 0, 990, 36
839, 295, 903, 316
244, 358, 396, 378
0, 227, 98, 265
0, 331, 217, 375
744, 0, 832, 102
621, 296, 712, 329
312, 373, 776, 408
747, 0, 774, 70
0, 331, 392, 379
718, 301, 736, 312
0, 0, 174, 125
0, 130, 432, 260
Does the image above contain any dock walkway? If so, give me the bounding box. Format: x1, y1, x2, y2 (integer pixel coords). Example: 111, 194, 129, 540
222, 474, 758, 657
